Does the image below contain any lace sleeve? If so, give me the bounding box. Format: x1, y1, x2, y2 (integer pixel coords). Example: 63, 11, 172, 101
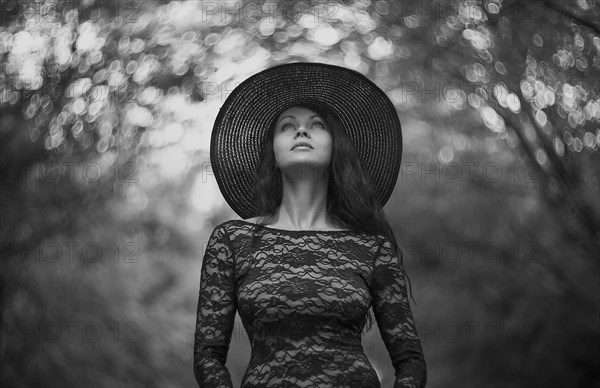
193, 224, 237, 388
371, 238, 427, 388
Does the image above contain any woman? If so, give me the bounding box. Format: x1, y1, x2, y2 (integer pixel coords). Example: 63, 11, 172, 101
194, 62, 427, 387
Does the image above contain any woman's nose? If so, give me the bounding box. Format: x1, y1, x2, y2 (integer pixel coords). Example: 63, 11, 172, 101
294, 127, 309, 138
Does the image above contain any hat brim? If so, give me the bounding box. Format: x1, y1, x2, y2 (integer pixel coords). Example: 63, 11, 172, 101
210, 61, 402, 220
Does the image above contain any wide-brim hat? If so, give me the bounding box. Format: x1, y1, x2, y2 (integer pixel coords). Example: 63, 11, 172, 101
210, 61, 402, 220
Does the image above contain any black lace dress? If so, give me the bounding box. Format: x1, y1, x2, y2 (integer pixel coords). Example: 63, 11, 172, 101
194, 220, 426, 388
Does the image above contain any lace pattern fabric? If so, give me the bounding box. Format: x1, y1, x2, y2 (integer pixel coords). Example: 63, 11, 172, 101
194, 220, 426, 388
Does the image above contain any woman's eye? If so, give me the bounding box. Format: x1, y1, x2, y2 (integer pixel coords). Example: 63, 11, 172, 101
281, 121, 325, 131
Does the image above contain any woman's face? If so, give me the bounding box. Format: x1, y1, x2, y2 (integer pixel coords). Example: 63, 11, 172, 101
272, 105, 333, 172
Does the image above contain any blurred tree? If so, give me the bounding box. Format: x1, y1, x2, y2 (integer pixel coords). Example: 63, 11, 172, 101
1, 0, 598, 387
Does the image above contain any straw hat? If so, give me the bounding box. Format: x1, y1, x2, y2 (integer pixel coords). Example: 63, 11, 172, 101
210, 61, 402, 220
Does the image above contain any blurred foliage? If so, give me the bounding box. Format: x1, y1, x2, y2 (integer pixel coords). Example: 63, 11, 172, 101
1, 0, 599, 387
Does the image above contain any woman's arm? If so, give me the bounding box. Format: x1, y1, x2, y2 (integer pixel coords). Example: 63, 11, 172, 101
371, 238, 427, 388
194, 224, 237, 388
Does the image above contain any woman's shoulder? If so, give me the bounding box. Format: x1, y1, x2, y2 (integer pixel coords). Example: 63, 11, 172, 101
212, 218, 267, 236
213, 218, 248, 231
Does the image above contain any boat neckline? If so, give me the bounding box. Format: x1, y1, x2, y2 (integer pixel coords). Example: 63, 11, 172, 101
235, 219, 354, 233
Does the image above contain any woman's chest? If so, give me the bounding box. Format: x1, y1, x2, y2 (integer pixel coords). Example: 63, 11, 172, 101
232, 241, 375, 322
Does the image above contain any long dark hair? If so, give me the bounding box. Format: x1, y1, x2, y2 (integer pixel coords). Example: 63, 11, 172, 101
249, 102, 415, 333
